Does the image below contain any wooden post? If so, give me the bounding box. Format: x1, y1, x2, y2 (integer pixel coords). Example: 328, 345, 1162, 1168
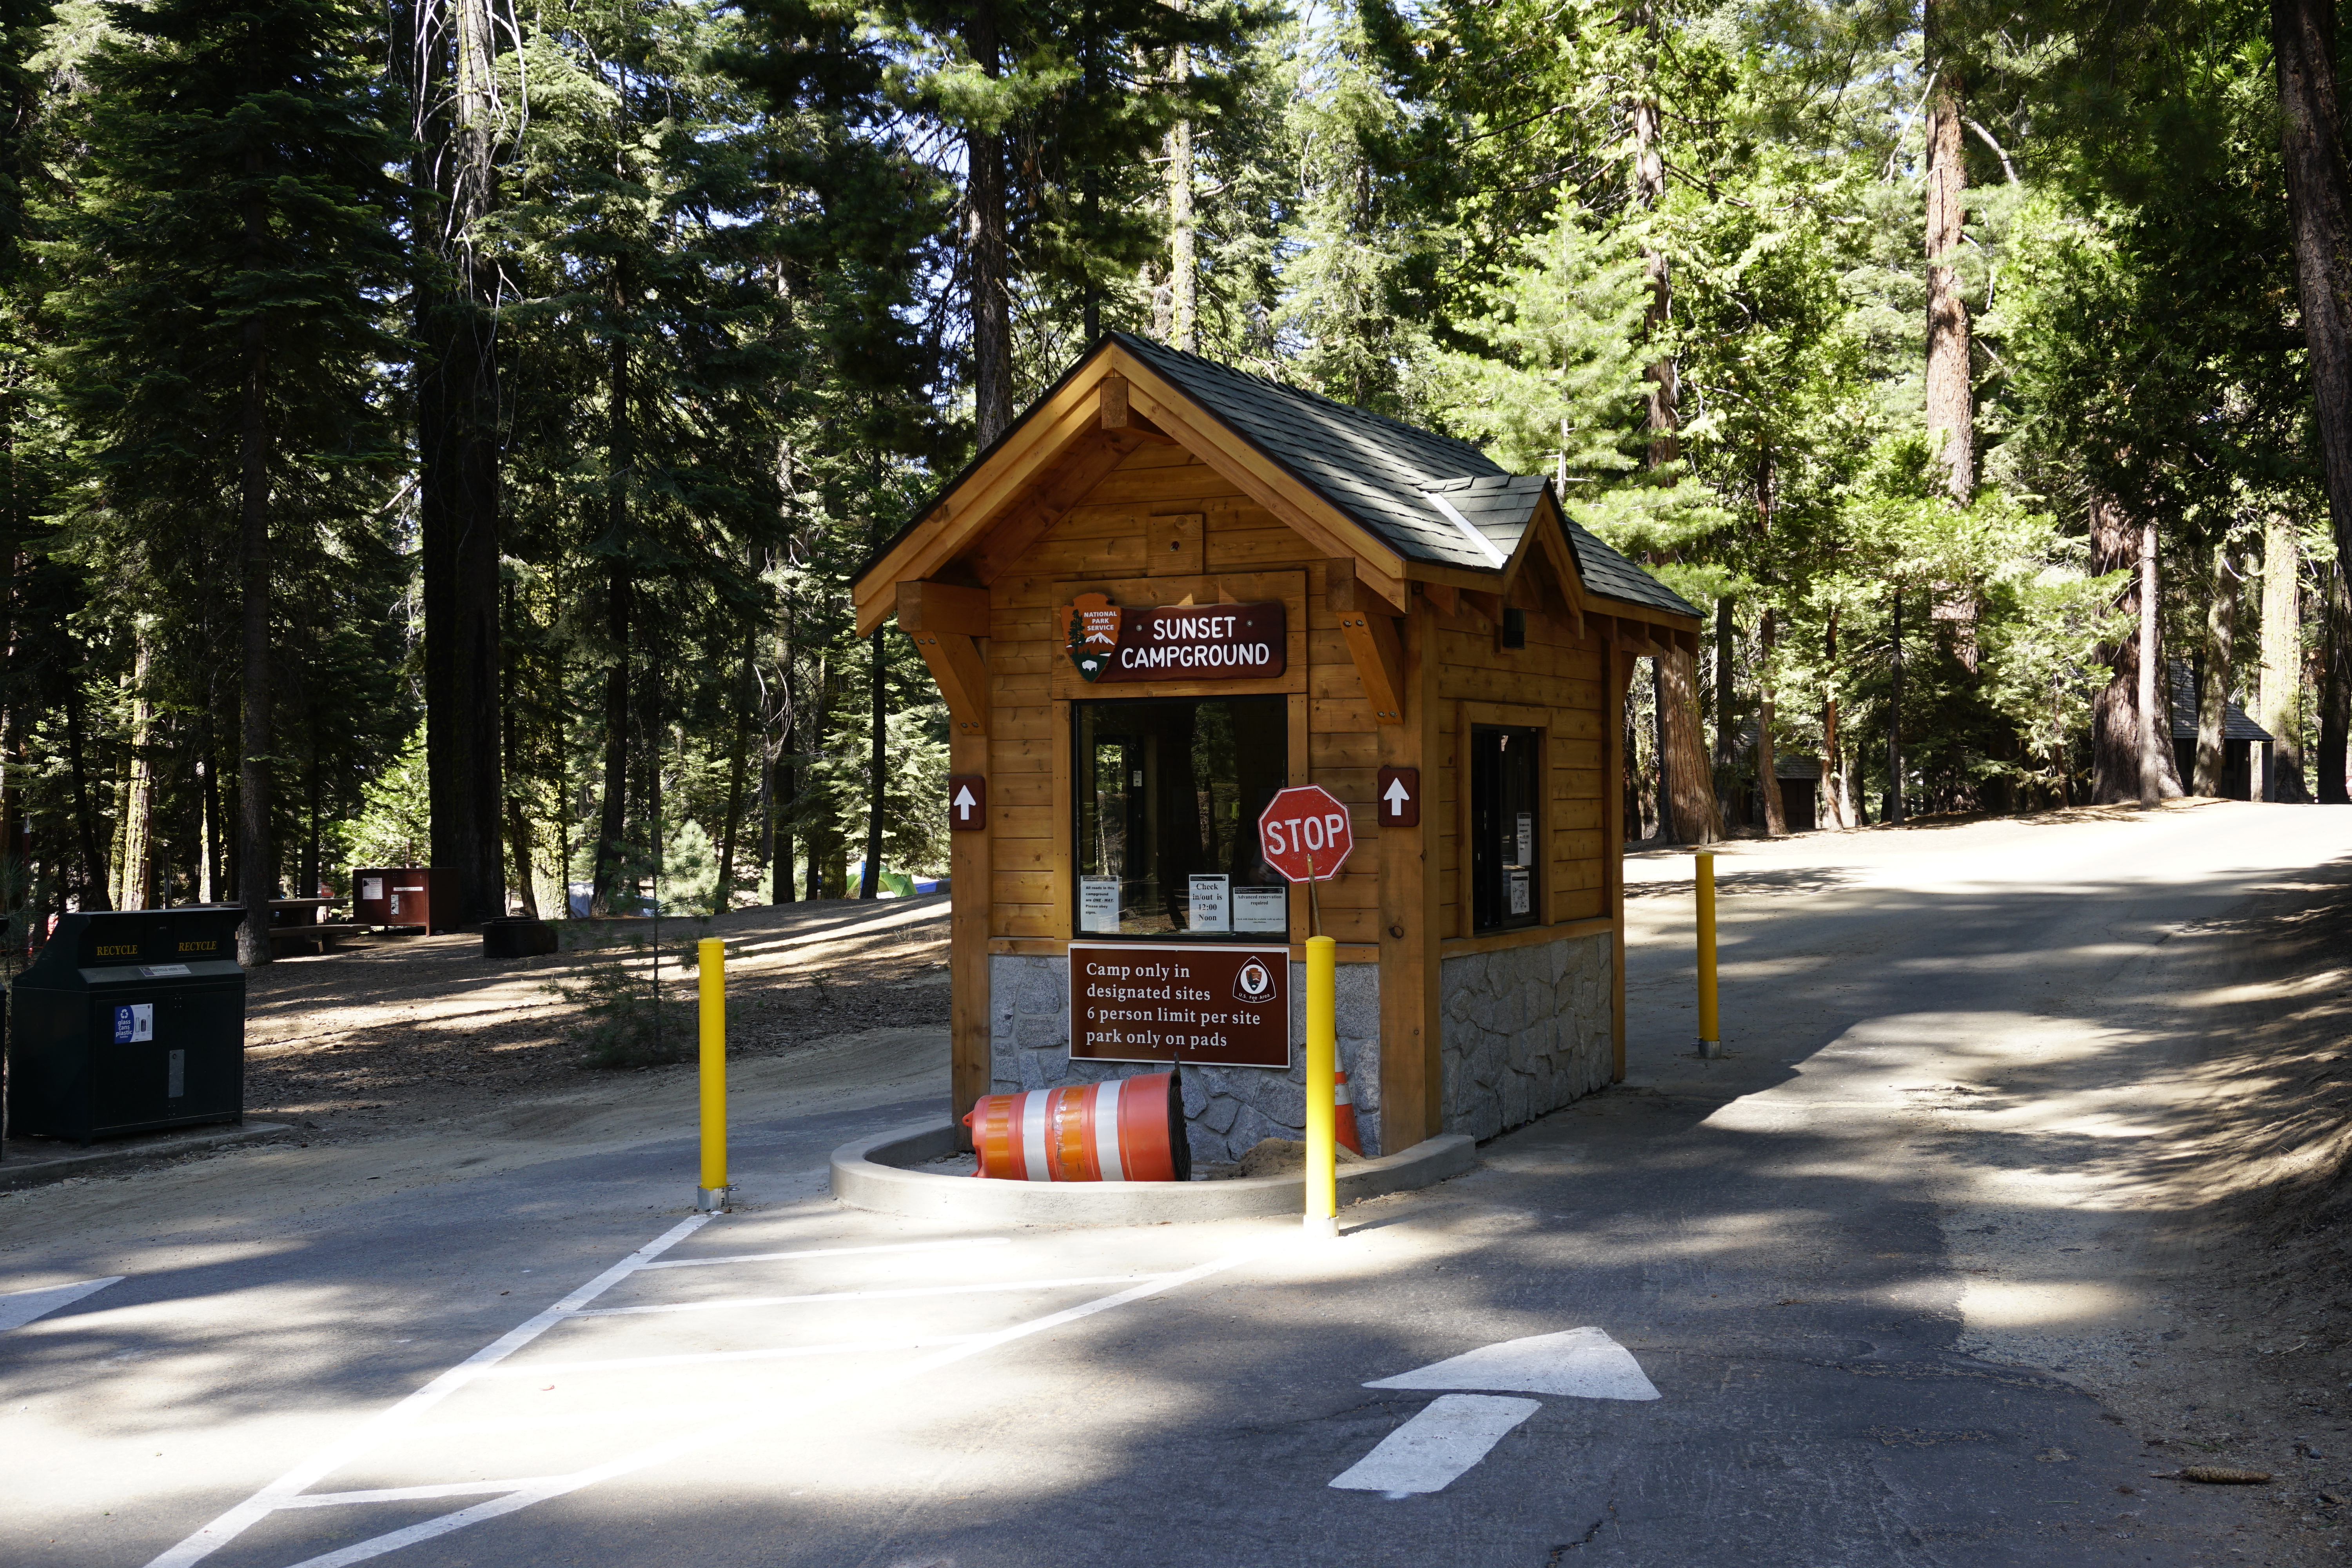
1606, 639, 1636, 1080
950, 727, 991, 1144
1379, 595, 1443, 1149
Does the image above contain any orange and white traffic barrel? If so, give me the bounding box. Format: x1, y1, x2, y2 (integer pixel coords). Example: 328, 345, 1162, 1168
1334, 1067, 1362, 1156
965, 1068, 1190, 1182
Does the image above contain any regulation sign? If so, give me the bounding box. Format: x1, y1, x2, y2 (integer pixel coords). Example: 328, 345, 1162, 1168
1068, 942, 1290, 1068
1258, 784, 1353, 882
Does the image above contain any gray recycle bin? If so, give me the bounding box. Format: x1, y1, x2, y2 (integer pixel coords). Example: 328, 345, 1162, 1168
6, 907, 246, 1146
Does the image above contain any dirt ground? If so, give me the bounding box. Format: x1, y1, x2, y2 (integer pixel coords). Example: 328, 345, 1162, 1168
232, 895, 951, 1146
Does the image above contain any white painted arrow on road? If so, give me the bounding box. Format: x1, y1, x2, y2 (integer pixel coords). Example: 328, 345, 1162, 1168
1, 1277, 123, 1332
1331, 1328, 1659, 1495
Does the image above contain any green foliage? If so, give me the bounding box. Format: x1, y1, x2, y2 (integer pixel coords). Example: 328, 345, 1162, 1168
550, 944, 696, 1069
347, 729, 430, 869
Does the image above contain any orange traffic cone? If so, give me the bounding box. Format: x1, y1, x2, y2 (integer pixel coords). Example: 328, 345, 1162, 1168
1334, 1067, 1363, 1156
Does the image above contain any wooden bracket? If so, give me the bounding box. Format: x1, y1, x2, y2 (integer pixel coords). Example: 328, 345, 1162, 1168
1415, 581, 1459, 616
1338, 607, 1406, 725
910, 630, 989, 738
899, 580, 990, 737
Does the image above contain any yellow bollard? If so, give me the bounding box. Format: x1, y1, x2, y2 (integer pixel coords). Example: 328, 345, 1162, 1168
696, 938, 729, 1210
1304, 933, 1338, 1239
1695, 851, 1722, 1058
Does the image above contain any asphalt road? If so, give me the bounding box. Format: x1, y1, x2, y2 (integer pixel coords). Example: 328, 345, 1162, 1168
5, 802, 2350, 1567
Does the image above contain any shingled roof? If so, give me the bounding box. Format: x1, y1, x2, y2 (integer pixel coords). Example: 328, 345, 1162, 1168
1112, 334, 1699, 619
2166, 662, 2272, 742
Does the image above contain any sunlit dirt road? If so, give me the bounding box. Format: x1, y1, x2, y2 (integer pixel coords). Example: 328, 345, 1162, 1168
5, 801, 2349, 1567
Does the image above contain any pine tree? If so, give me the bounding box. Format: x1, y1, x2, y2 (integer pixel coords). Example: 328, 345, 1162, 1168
51, 0, 404, 961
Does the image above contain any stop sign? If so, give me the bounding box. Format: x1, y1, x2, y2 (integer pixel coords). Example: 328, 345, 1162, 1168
1258, 786, 1354, 882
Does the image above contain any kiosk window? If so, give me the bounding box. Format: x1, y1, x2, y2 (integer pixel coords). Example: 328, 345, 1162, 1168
1074, 696, 1288, 938
1471, 724, 1541, 931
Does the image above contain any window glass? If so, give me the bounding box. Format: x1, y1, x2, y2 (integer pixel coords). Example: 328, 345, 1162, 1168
1074, 696, 1289, 939
1471, 724, 1541, 931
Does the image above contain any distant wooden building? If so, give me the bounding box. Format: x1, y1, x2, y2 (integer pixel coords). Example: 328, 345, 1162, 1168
852, 336, 1702, 1161
2167, 661, 2274, 801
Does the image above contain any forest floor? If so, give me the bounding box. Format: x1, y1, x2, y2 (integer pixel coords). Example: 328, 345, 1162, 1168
238, 893, 953, 1146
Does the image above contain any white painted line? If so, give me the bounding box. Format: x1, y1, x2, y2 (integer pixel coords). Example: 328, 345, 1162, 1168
470, 1332, 987, 1379
1328, 1394, 1541, 1494
267, 1245, 1270, 1567
639, 1236, 1009, 1271
1364, 1327, 1661, 1401
0, 1276, 123, 1332
143, 1213, 714, 1568
274, 1478, 573, 1510
571, 1274, 1168, 1318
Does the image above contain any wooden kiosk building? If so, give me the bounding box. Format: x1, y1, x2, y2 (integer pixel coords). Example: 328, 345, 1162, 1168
853, 336, 1703, 1161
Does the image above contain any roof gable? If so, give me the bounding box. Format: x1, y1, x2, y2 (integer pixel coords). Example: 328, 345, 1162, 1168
852, 333, 1701, 633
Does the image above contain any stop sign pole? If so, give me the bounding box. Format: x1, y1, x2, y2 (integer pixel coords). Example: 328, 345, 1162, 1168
1257, 784, 1352, 1240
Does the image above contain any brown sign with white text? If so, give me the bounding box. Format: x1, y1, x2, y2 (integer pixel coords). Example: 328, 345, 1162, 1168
1061, 594, 1285, 683
1068, 942, 1290, 1068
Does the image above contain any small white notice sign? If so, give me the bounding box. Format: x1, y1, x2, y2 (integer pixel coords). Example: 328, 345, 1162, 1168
360, 876, 384, 901
1515, 811, 1533, 866
1508, 867, 1532, 916
1232, 886, 1287, 933
1079, 877, 1122, 934
1187, 875, 1231, 932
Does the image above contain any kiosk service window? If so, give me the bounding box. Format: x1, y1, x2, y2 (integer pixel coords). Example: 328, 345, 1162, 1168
1472, 723, 1542, 932
1074, 695, 1288, 940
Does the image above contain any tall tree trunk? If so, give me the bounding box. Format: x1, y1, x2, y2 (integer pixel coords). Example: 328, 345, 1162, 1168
1656, 644, 1718, 842
1755, 608, 1785, 835
2089, 494, 2184, 802
860, 628, 885, 897
2259, 514, 2308, 800
964, 5, 1012, 444
1822, 605, 1847, 829
590, 567, 630, 914
500, 583, 537, 918
2193, 542, 2237, 795
1166, 30, 1196, 354
236, 181, 273, 966
772, 618, 797, 904
1923, 16, 1974, 501
806, 652, 832, 900
118, 632, 154, 910
417, 0, 506, 926
1630, 0, 1678, 470
62, 660, 108, 911
715, 632, 753, 913
1713, 595, 1737, 822
2321, 565, 2351, 803
197, 719, 220, 904
1887, 586, 1905, 823
2138, 520, 2164, 805
2274, 0, 2352, 584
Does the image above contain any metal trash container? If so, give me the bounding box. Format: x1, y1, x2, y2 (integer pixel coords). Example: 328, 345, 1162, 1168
5, 907, 246, 1146
353, 867, 457, 933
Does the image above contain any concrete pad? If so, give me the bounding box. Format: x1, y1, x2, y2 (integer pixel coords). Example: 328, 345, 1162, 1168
829, 1120, 1477, 1224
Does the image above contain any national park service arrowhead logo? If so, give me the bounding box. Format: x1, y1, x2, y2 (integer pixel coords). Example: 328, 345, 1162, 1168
1233, 956, 1277, 1005
1062, 592, 1122, 681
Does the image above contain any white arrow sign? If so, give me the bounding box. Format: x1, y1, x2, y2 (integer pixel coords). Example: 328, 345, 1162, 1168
1382, 776, 1411, 816
954, 786, 977, 820
1330, 1329, 1659, 1496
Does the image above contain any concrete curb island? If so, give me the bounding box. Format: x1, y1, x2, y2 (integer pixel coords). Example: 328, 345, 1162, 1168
829, 1121, 1478, 1224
